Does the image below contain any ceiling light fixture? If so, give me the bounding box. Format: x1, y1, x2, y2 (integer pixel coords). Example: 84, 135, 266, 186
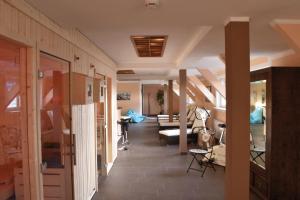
145, 0, 159, 8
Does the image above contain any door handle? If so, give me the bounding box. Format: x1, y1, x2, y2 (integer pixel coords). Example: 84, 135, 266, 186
40, 162, 47, 173
72, 134, 77, 165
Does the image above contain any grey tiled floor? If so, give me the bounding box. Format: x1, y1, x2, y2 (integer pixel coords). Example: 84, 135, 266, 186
92, 118, 225, 200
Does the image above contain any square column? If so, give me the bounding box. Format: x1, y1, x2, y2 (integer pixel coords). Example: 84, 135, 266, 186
179, 69, 187, 153
168, 80, 173, 122
163, 84, 168, 114
225, 18, 250, 200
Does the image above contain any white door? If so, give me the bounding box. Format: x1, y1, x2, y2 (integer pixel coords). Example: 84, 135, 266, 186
72, 104, 97, 200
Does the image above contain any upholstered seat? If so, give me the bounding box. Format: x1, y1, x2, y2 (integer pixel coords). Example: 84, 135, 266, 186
189, 149, 208, 154
159, 128, 193, 136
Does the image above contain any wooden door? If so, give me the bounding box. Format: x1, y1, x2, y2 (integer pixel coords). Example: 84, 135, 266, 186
0, 38, 30, 200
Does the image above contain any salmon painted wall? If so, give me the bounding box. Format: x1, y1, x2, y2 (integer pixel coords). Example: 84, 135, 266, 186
142, 84, 179, 115
142, 84, 163, 115
117, 81, 142, 115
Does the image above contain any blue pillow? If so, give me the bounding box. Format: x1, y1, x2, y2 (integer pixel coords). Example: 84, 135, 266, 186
250, 107, 263, 124
126, 109, 145, 123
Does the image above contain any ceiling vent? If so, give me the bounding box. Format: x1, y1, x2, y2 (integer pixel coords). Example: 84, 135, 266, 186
131, 35, 167, 57
145, 0, 159, 8
117, 70, 135, 75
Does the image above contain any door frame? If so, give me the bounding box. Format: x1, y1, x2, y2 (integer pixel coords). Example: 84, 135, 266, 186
36, 50, 74, 200
94, 73, 108, 179
106, 77, 113, 164
0, 36, 34, 199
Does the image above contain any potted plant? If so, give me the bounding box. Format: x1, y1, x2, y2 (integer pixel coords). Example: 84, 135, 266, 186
156, 89, 164, 114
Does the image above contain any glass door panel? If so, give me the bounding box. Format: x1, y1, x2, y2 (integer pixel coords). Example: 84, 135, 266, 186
95, 74, 107, 176
39, 53, 73, 199
250, 80, 266, 169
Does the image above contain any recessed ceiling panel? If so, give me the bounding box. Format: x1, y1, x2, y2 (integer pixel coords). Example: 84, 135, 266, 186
117, 70, 135, 74
131, 35, 167, 57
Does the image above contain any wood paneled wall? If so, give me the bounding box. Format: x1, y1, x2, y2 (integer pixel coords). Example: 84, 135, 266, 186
0, 0, 118, 199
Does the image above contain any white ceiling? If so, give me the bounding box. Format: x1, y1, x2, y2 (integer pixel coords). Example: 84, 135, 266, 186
26, 0, 300, 80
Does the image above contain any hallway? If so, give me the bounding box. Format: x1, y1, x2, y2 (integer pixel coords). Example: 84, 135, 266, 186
93, 119, 224, 200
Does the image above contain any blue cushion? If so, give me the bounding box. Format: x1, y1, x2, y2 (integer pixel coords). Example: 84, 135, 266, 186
250, 107, 263, 124
126, 109, 145, 123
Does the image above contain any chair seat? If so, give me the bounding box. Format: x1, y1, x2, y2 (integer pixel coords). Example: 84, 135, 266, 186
157, 114, 178, 118
158, 119, 180, 123
159, 121, 193, 127
189, 149, 208, 154
251, 146, 265, 153
159, 128, 192, 136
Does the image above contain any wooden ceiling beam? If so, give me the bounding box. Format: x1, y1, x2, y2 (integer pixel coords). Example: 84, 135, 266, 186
188, 76, 216, 105
175, 80, 194, 102
186, 80, 204, 105
197, 68, 226, 98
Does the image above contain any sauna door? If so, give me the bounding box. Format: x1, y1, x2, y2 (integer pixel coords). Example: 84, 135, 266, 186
0, 38, 30, 199
38, 53, 73, 199
95, 74, 107, 176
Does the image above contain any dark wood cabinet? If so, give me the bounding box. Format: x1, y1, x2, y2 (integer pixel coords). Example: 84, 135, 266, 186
250, 67, 300, 200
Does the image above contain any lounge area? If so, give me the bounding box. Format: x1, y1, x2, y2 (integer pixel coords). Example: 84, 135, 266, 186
115, 66, 300, 200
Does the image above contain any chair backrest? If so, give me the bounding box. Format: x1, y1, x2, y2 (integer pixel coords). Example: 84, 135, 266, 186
202, 130, 216, 159
218, 123, 226, 145
195, 107, 210, 121
187, 105, 197, 122
191, 109, 206, 134
202, 129, 215, 147
191, 108, 211, 133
